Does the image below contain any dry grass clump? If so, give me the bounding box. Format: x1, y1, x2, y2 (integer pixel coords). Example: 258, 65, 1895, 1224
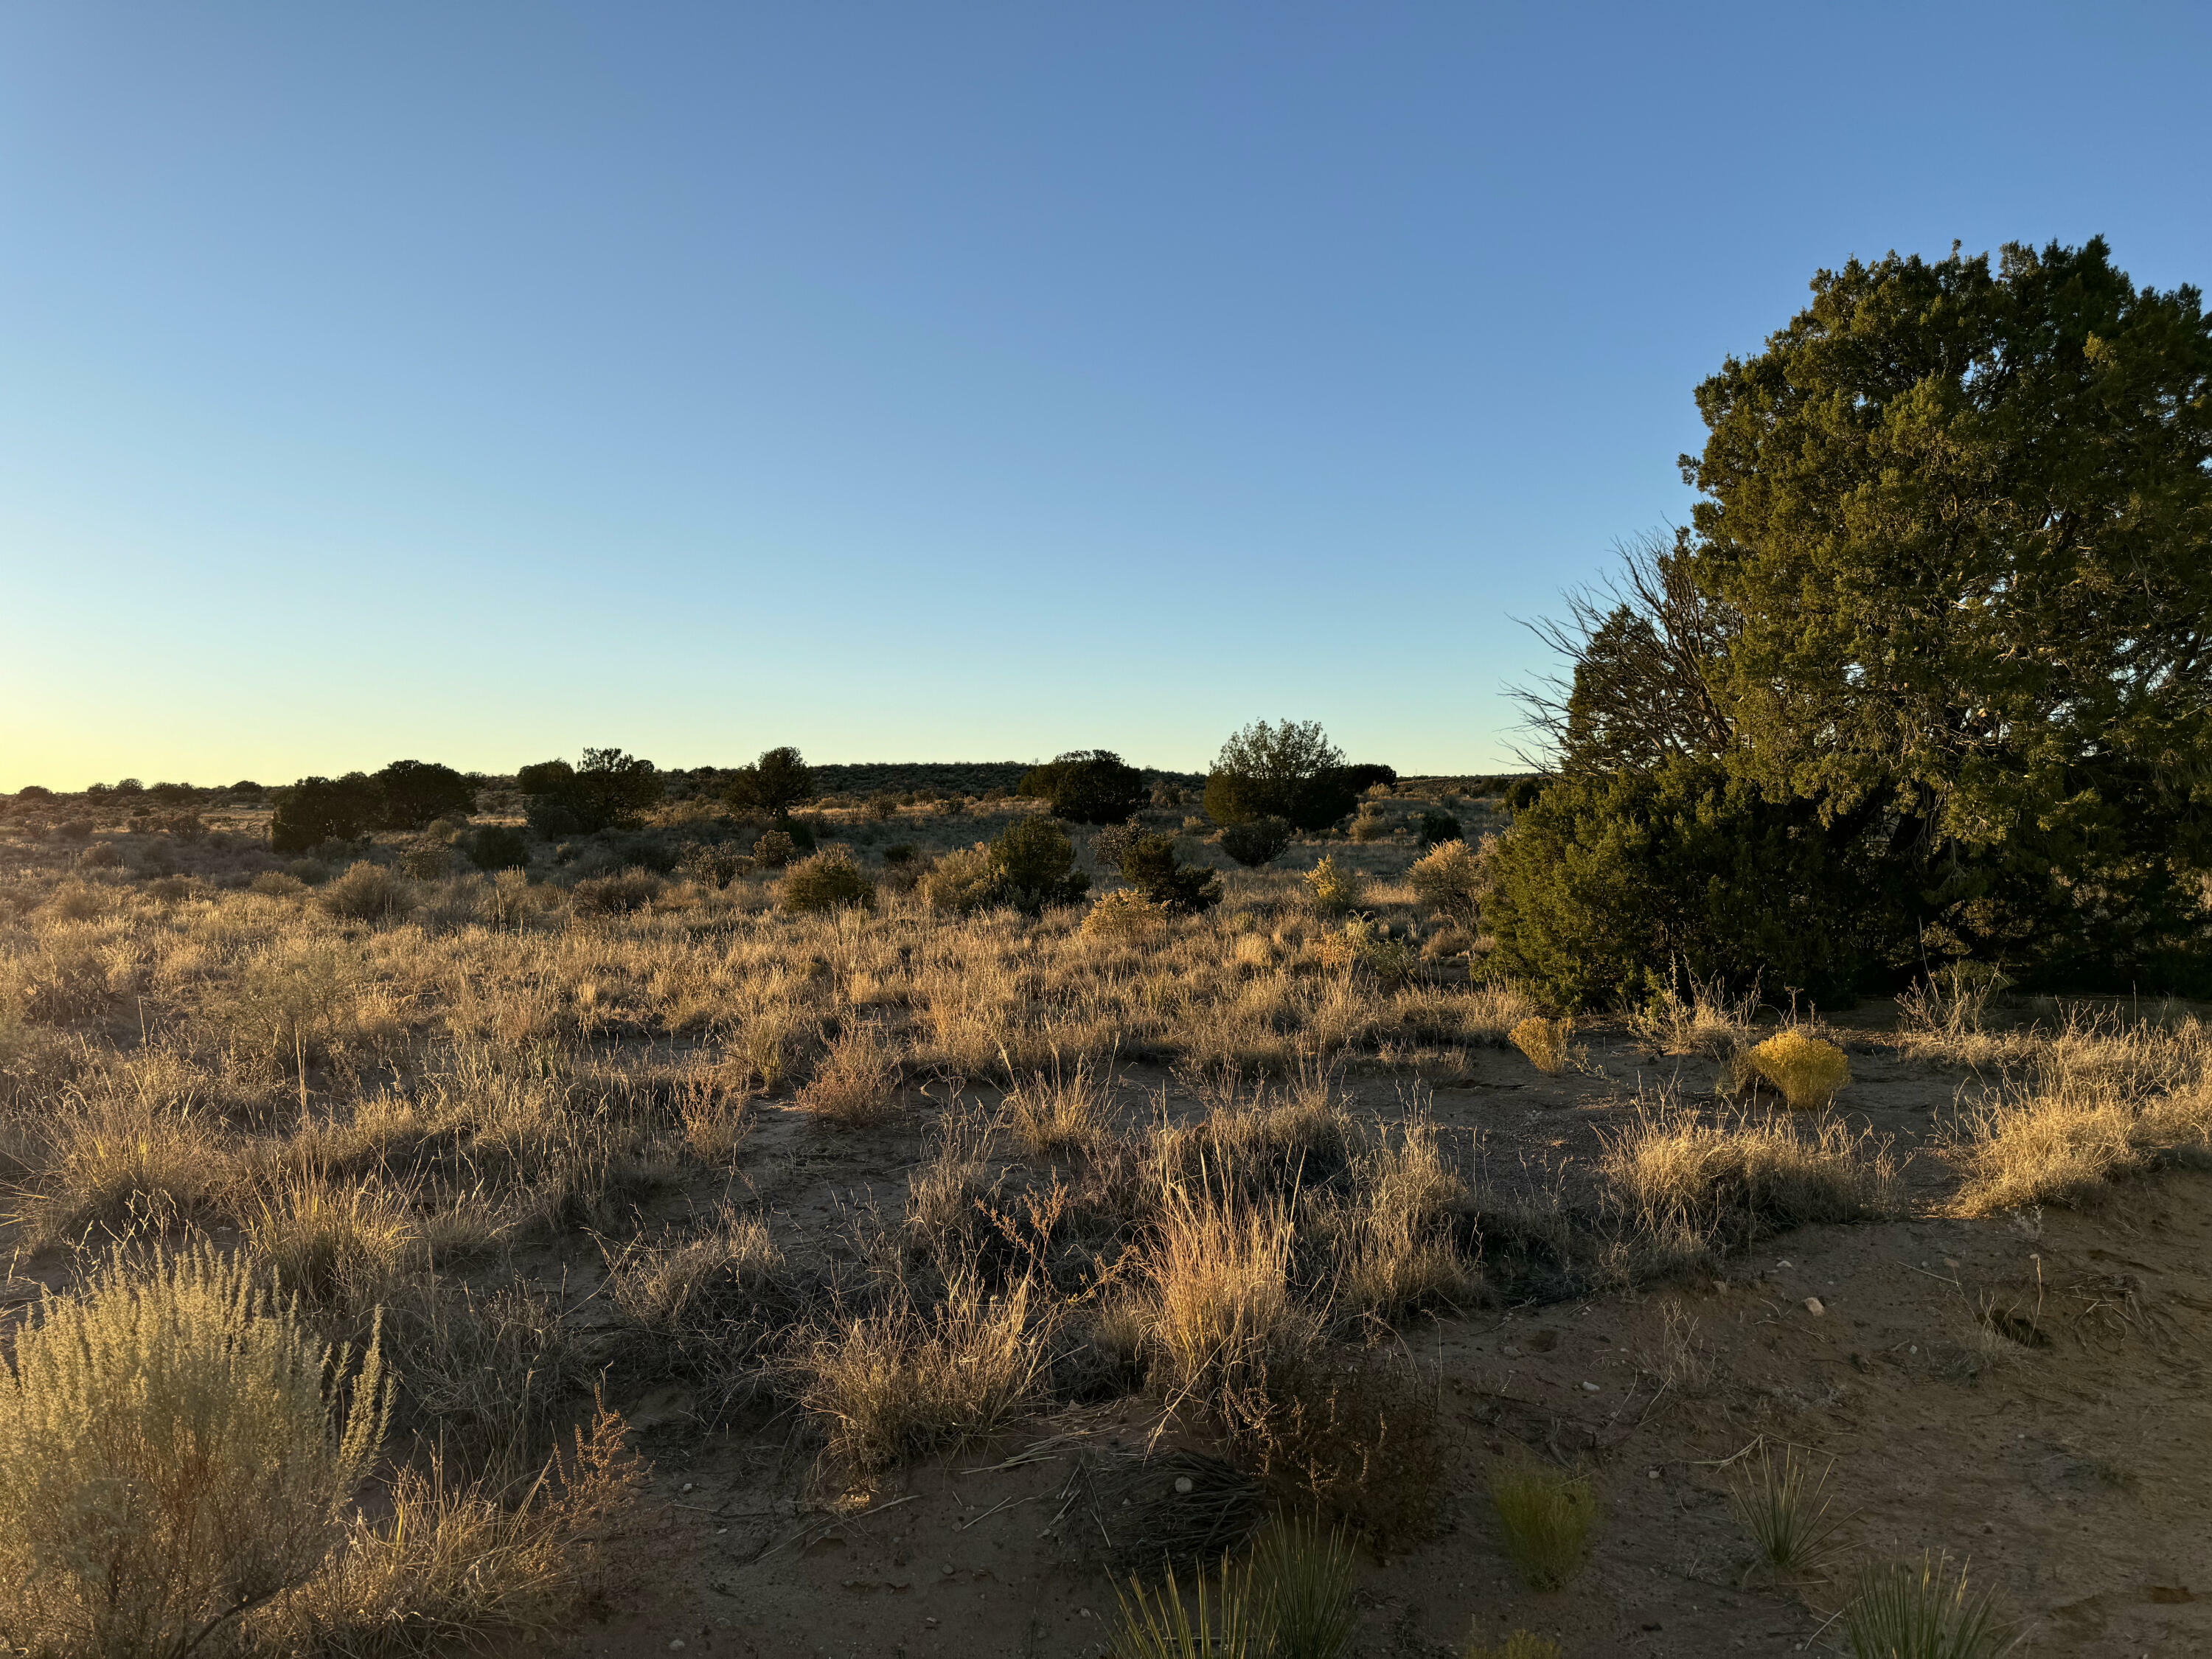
1508, 1015, 1575, 1074
0, 1247, 388, 1659
1085, 888, 1169, 939
918, 844, 1003, 916
603, 1212, 797, 1419
318, 860, 411, 922
15, 1083, 237, 1245
796, 1020, 902, 1126
1136, 1186, 1318, 1443
242, 1170, 421, 1309
1947, 1016, 2212, 1212
570, 869, 662, 914
1006, 1057, 1111, 1158
1747, 1031, 1851, 1109
1488, 1458, 1596, 1590
1600, 1103, 1899, 1265
799, 1273, 1047, 1472
1629, 973, 1759, 1058
1329, 1116, 1474, 1318
283, 1405, 645, 1658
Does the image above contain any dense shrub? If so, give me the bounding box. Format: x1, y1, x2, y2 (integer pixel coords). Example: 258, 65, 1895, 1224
1484, 756, 1878, 1009
1408, 838, 1486, 928
781, 849, 877, 914
1093, 818, 1147, 870
572, 870, 663, 914
372, 759, 476, 830
990, 817, 1091, 914
0, 1248, 386, 1659
317, 861, 410, 922
1219, 816, 1293, 868
722, 745, 815, 818
1203, 720, 1361, 832
1416, 810, 1463, 847
467, 825, 530, 871
1018, 751, 1148, 824
752, 830, 799, 869
517, 748, 661, 835
1349, 807, 1393, 844
918, 846, 1005, 916
1119, 833, 1221, 915
675, 841, 748, 888
270, 774, 381, 852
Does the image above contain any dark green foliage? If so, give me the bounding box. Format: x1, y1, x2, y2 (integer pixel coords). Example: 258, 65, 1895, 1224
1672, 237, 2212, 990
1502, 778, 1547, 813
1119, 832, 1222, 915
1204, 720, 1360, 831
1219, 815, 1294, 868
1339, 763, 1397, 794
269, 774, 380, 853
372, 759, 476, 830
16, 786, 52, 801
881, 844, 917, 866
1484, 756, 1880, 1008
518, 748, 661, 835
987, 816, 1091, 914
723, 746, 815, 818
1018, 750, 1149, 825
1416, 811, 1463, 848
467, 826, 529, 871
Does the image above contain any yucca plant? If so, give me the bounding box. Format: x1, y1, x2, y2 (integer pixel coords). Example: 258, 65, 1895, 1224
1727, 1443, 1847, 1578
1253, 1517, 1358, 1659
1840, 1551, 2015, 1659
1113, 1551, 1267, 1659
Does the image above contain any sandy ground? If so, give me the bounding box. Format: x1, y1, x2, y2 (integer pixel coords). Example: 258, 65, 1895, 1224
533, 1030, 2212, 1659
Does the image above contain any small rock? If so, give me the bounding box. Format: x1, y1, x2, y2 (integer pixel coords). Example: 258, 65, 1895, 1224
1646, 1467, 1660, 1479
1174, 1476, 1193, 1495
1776, 1259, 1794, 1270
1804, 1297, 1826, 1316
681, 1481, 695, 1494
1581, 1381, 1600, 1392
669, 1641, 686, 1652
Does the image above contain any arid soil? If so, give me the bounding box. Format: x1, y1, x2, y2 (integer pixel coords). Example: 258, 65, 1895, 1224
561, 1037, 2212, 1659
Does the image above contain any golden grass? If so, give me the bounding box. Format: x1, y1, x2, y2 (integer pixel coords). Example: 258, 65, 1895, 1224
799, 1273, 1047, 1472
796, 1020, 902, 1126
1747, 1031, 1851, 1110
1508, 1015, 1574, 1075
1006, 1057, 1110, 1158
1947, 1015, 2212, 1212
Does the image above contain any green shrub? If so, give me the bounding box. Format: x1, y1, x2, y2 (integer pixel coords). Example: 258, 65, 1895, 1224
1119, 833, 1221, 915
752, 829, 799, 869
1484, 754, 1879, 1009
1018, 750, 1148, 824
517, 748, 661, 836
1417, 810, 1462, 847
722, 746, 814, 818
675, 841, 748, 888
467, 825, 529, 871
990, 816, 1090, 914
371, 759, 476, 830
571, 871, 663, 914
1840, 1551, 2011, 1659
271, 774, 381, 852
1204, 720, 1360, 831
1220, 816, 1293, 868
0, 1248, 388, 1659
782, 849, 877, 914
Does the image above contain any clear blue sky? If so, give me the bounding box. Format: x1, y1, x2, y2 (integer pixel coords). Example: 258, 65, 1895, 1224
4, 3, 2208, 790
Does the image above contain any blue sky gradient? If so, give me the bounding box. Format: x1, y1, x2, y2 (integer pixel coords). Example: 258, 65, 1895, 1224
4, 3, 2208, 787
